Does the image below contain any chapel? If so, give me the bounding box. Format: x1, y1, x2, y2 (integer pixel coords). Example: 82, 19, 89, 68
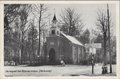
45, 14, 85, 64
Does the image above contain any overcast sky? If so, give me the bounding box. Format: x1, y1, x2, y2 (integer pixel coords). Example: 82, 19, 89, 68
47, 4, 116, 33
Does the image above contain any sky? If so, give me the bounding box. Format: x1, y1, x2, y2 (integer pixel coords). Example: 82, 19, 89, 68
47, 3, 116, 33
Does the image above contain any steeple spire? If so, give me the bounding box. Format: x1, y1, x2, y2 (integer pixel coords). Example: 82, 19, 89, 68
53, 14, 57, 21
50, 8, 60, 36
52, 8, 57, 23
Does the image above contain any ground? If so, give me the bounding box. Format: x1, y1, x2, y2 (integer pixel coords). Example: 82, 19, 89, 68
4, 64, 116, 77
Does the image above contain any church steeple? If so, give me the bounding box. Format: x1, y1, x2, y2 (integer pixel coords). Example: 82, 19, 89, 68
50, 11, 60, 36
52, 13, 57, 23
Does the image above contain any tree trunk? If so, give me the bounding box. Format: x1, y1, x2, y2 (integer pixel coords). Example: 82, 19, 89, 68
107, 4, 112, 73
32, 27, 34, 64
21, 31, 24, 64
103, 31, 107, 65
38, 5, 42, 56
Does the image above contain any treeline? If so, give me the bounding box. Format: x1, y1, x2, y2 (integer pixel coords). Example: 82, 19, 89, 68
4, 4, 48, 65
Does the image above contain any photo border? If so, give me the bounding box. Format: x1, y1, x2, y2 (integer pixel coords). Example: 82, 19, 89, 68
0, 0, 119, 79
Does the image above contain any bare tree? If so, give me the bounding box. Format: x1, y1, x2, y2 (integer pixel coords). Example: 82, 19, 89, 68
96, 4, 113, 73
27, 20, 38, 64
96, 8, 108, 67
4, 4, 31, 65
31, 4, 48, 58
60, 8, 84, 36
17, 4, 31, 64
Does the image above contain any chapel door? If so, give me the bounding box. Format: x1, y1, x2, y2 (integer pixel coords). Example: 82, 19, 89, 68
49, 48, 56, 65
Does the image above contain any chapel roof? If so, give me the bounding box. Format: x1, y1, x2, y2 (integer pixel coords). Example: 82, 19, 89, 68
61, 32, 84, 46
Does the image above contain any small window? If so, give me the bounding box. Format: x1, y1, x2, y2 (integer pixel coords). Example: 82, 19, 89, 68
52, 30, 55, 35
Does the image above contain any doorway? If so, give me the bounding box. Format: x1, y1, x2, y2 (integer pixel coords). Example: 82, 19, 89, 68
49, 48, 56, 65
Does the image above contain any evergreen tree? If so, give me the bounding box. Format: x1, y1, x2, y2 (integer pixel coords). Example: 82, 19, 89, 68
79, 29, 90, 44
